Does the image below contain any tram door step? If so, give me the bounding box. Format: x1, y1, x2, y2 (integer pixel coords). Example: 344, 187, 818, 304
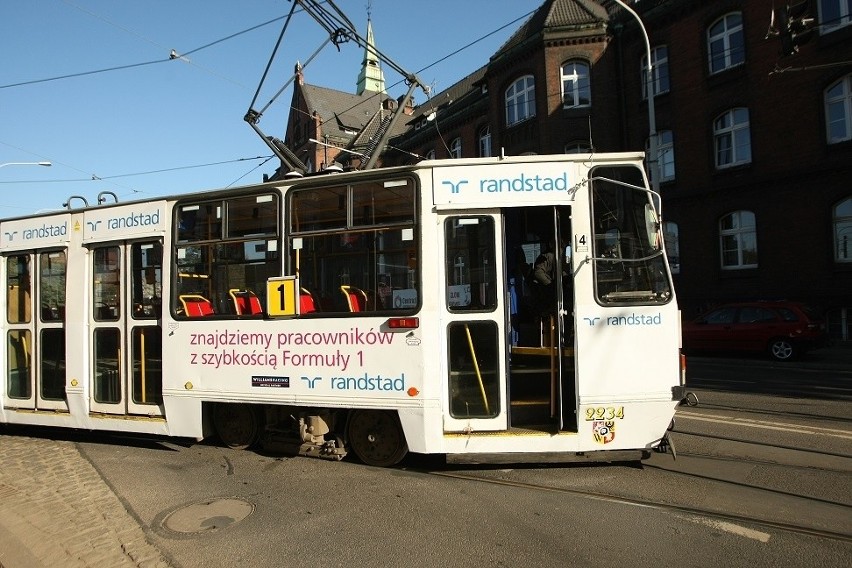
510, 398, 552, 426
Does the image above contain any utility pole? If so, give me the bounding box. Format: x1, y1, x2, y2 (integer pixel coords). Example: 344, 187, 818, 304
613, 1, 659, 197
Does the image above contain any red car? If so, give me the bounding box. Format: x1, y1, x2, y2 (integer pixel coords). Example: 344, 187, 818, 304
682, 301, 827, 361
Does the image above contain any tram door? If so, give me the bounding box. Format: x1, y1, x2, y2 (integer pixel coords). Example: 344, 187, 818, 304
505, 206, 576, 431
442, 213, 509, 432
88, 241, 164, 416
4, 251, 69, 412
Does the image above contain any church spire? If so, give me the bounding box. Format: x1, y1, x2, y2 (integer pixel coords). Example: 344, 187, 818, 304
356, 5, 386, 96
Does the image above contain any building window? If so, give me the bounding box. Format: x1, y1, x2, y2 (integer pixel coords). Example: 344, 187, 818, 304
834, 197, 852, 262
561, 61, 591, 108
450, 137, 462, 158
646, 130, 675, 182
505, 75, 536, 126
719, 210, 757, 269
663, 221, 680, 274
714, 108, 751, 168
708, 12, 745, 74
478, 125, 492, 157
641, 46, 670, 99
820, 0, 852, 33
565, 142, 592, 154
825, 74, 852, 143
424, 149, 436, 160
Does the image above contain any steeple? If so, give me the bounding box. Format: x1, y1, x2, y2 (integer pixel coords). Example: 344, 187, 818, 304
355, 7, 386, 96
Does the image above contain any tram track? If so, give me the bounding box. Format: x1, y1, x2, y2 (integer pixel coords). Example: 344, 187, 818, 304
670, 429, 852, 468
425, 468, 852, 543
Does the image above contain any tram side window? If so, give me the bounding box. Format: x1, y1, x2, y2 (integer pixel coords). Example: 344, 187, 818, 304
7, 255, 31, 324
94, 247, 121, 321
290, 178, 418, 313
132, 242, 162, 319
174, 193, 280, 318
40, 251, 66, 322
591, 166, 672, 305
444, 217, 497, 311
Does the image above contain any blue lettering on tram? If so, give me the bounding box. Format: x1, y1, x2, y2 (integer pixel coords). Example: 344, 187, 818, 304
106, 210, 161, 230
441, 172, 572, 196
14, 221, 68, 242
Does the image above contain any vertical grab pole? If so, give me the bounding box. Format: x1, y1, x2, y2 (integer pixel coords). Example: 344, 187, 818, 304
550, 315, 557, 417
140, 330, 147, 403
464, 324, 491, 415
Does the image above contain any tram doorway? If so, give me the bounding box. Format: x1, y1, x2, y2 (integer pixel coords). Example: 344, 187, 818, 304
505, 206, 576, 432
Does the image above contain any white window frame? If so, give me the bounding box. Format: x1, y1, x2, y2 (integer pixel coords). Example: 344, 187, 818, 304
708, 12, 745, 75
825, 75, 852, 144
646, 130, 675, 182
819, 0, 852, 33
449, 137, 462, 159
424, 149, 436, 160
561, 60, 591, 109
834, 197, 852, 263
564, 142, 592, 154
505, 75, 536, 126
642, 46, 670, 99
714, 108, 751, 169
719, 210, 758, 269
663, 221, 680, 274
478, 125, 492, 158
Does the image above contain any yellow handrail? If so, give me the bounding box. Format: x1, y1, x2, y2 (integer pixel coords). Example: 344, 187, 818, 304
464, 324, 490, 415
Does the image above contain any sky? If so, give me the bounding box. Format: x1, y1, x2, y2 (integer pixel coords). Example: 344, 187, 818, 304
1, 0, 538, 217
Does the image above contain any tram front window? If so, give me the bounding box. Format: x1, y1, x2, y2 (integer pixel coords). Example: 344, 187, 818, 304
591, 166, 672, 305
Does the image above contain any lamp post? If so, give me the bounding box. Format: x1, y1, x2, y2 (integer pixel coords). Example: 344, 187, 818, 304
613, 0, 658, 197
0, 161, 52, 168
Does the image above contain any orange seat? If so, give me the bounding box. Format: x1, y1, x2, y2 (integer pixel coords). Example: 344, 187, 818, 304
229, 289, 262, 316
180, 294, 214, 317
340, 285, 367, 312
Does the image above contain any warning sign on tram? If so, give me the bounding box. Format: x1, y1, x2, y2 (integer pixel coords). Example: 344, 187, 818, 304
266, 276, 298, 316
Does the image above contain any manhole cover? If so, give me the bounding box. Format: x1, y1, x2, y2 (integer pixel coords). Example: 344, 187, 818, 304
163, 498, 254, 533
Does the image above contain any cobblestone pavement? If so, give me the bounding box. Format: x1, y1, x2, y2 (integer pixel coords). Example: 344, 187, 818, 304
0, 435, 172, 568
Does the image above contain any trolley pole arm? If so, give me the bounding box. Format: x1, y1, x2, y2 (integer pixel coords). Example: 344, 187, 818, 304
363, 79, 418, 169
244, 117, 308, 173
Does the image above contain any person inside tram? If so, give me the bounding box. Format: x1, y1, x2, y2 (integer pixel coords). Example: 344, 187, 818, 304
531, 238, 573, 345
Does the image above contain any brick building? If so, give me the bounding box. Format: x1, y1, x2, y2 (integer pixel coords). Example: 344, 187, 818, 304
281, 0, 852, 340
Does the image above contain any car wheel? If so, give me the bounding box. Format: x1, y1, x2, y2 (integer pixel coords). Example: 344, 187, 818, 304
769, 338, 796, 361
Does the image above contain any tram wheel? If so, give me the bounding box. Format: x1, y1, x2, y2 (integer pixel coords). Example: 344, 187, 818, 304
347, 410, 408, 467
213, 404, 263, 450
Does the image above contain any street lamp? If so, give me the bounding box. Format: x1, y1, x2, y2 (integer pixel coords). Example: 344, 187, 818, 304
0, 161, 52, 168
613, 0, 658, 198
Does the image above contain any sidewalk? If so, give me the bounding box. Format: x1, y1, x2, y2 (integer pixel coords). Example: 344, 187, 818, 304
0, 435, 172, 568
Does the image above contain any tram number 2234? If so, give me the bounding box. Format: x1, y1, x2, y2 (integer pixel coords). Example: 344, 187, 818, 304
584, 406, 625, 421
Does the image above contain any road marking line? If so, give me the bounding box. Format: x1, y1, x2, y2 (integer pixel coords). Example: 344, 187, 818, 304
687, 517, 771, 543
678, 411, 852, 440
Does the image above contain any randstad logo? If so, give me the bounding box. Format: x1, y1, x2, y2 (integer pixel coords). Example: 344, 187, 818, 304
442, 172, 571, 195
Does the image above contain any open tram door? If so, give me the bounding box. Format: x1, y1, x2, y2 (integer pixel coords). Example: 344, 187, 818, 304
88, 240, 164, 417
504, 206, 577, 432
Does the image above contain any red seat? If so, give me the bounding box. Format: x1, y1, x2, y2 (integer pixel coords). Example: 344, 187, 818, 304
300, 288, 317, 314
340, 285, 367, 312
229, 289, 262, 315
180, 295, 214, 317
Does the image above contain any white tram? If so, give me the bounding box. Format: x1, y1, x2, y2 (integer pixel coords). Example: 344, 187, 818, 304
0, 153, 684, 466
